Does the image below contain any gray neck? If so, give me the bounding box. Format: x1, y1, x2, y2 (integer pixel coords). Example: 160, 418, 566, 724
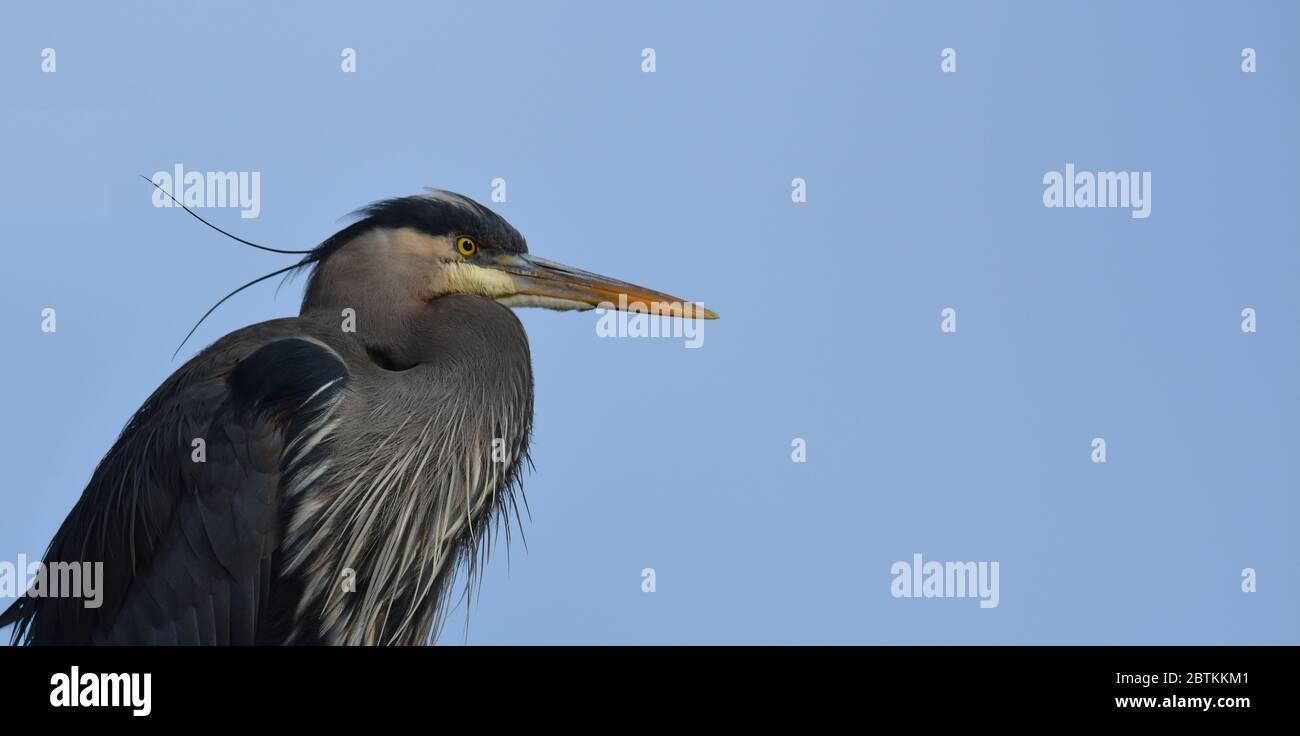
284, 294, 535, 644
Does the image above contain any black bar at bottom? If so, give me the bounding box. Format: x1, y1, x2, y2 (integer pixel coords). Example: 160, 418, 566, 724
0, 645, 1289, 721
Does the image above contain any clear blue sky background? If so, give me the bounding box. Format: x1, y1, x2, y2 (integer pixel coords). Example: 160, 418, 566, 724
1, 1, 1295, 643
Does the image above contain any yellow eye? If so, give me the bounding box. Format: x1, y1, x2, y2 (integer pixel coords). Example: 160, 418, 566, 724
455, 236, 478, 257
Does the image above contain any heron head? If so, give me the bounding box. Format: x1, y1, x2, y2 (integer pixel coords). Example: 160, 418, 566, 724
301, 190, 717, 321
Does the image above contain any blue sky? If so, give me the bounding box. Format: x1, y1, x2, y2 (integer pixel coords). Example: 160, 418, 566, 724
1, 1, 1296, 643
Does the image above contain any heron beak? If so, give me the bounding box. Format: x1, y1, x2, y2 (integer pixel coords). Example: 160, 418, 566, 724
489, 254, 718, 319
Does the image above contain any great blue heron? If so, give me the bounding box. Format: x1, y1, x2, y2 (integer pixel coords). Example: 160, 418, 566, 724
1, 190, 715, 645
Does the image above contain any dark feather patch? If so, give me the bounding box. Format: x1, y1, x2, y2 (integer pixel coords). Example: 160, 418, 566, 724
228, 338, 350, 425
4, 334, 352, 644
